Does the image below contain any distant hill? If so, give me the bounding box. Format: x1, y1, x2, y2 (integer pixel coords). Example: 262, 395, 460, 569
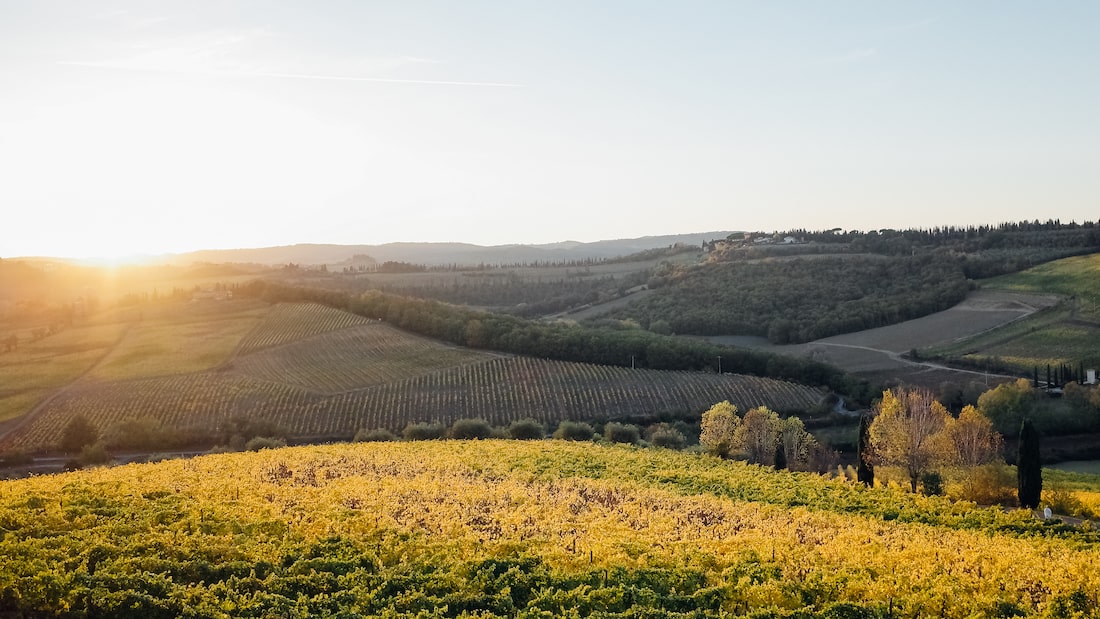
161, 231, 736, 266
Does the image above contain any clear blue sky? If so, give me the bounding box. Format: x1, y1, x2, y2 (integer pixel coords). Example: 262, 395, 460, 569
2, 1, 1098, 259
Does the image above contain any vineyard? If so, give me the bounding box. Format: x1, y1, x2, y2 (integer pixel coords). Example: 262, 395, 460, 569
1, 441, 1097, 617
2, 354, 824, 451
233, 302, 375, 356
231, 322, 493, 393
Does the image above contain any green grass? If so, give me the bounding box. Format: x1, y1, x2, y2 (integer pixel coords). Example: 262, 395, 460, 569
919, 254, 1100, 372
88, 302, 270, 381
984, 253, 1100, 318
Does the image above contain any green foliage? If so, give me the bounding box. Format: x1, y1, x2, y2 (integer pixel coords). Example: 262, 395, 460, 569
403, 422, 446, 441
978, 379, 1036, 435
449, 418, 493, 440
607, 255, 968, 344
646, 423, 687, 450
553, 420, 595, 441
245, 436, 287, 451
1017, 419, 1042, 509
354, 428, 398, 442
507, 418, 546, 440
59, 414, 99, 453
603, 422, 641, 444
856, 414, 874, 487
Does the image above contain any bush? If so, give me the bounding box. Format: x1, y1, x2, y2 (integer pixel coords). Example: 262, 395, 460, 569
402, 423, 445, 441
508, 419, 546, 440
919, 471, 944, 496
245, 437, 287, 452
354, 428, 397, 442
603, 422, 640, 444
489, 426, 510, 439
449, 418, 492, 440
66, 441, 112, 470
553, 421, 595, 442
647, 423, 687, 450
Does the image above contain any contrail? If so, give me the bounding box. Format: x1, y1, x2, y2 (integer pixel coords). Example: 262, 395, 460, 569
58, 61, 522, 88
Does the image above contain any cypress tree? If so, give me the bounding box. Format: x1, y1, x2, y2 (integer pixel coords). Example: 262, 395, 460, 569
857, 414, 874, 487
1017, 419, 1042, 509
774, 441, 787, 470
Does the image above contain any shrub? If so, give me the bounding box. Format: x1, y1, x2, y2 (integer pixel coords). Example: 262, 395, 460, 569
489, 426, 510, 439
66, 441, 112, 470
508, 419, 546, 440
648, 423, 687, 450
403, 423, 445, 441
919, 471, 944, 496
553, 421, 595, 442
603, 422, 641, 444
245, 437, 287, 451
449, 418, 492, 440
354, 428, 397, 442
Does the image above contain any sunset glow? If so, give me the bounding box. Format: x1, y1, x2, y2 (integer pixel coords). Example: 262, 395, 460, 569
2, 2, 1099, 259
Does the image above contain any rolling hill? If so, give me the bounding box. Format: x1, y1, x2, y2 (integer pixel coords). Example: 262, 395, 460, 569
0, 301, 823, 453
2, 440, 1098, 617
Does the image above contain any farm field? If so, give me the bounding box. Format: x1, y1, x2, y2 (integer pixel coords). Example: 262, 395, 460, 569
921, 254, 1100, 372
0, 321, 130, 421
87, 300, 270, 381
2, 440, 1097, 617
700, 289, 1053, 388
0, 301, 824, 452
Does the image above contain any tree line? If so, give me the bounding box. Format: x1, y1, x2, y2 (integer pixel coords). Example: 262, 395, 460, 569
606, 254, 969, 343
237, 281, 874, 402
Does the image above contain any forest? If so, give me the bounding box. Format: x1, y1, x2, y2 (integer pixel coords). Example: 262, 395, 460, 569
606, 254, 969, 343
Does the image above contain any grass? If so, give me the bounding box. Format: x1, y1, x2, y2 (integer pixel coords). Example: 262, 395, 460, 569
0, 322, 129, 420
985, 253, 1100, 318
88, 301, 270, 381
919, 254, 1100, 372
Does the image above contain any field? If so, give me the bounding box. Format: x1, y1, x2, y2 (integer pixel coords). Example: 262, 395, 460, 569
920, 254, 1100, 373
700, 290, 1055, 389
0, 321, 130, 422
0, 301, 824, 452
2, 440, 1098, 617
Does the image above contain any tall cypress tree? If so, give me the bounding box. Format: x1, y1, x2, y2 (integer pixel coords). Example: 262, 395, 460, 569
1017, 418, 1042, 509
857, 414, 874, 487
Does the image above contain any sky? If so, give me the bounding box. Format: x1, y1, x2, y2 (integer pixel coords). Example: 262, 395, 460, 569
2, 1, 1099, 260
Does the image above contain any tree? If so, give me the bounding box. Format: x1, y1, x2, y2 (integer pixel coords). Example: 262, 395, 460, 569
945, 405, 1003, 467
868, 389, 952, 493
977, 379, 1035, 434
738, 406, 782, 465
699, 401, 741, 458
59, 414, 99, 453
779, 416, 816, 471
856, 414, 874, 487
1017, 418, 1042, 509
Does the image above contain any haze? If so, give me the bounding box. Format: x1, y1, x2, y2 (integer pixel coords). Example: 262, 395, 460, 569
2, 1, 1098, 260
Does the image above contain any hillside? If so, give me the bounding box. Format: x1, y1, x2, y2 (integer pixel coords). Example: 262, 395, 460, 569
920, 253, 1100, 374
2, 440, 1098, 617
163, 231, 735, 267
0, 301, 824, 453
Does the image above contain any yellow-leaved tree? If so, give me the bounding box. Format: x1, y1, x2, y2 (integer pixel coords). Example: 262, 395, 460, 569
868, 388, 952, 493
699, 400, 741, 458
739, 406, 783, 466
